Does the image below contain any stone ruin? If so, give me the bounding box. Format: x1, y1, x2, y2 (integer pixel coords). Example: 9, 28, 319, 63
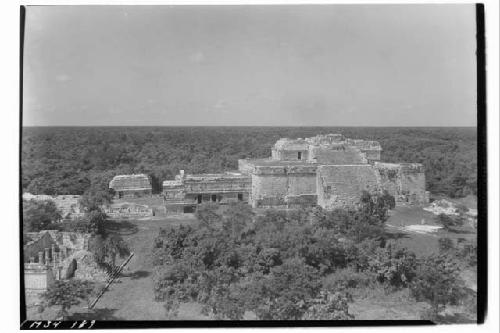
163, 170, 251, 214
23, 230, 108, 306
102, 201, 154, 218
22, 193, 84, 220
109, 173, 152, 199
162, 134, 428, 213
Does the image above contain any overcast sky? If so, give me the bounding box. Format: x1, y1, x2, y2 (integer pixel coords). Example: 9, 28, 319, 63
23, 5, 477, 126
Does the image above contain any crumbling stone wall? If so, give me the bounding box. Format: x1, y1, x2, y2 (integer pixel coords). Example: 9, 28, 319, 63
109, 174, 152, 199
271, 139, 309, 161
317, 165, 380, 209
24, 231, 90, 264
399, 163, 428, 204
24, 263, 55, 306
103, 202, 154, 218
374, 162, 428, 204
24, 232, 57, 263
251, 165, 317, 208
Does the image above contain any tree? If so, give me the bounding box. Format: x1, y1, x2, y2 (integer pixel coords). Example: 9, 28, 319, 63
41, 279, 95, 319
195, 203, 222, 228
302, 291, 354, 320
436, 213, 464, 231
88, 233, 130, 268
438, 237, 455, 254
222, 202, 254, 239
23, 199, 62, 232
104, 234, 131, 266
79, 187, 113, 212
410, 254, 466, 319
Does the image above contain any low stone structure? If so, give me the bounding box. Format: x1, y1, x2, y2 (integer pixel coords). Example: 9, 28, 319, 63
22, 193, 84, 220
23, 230, 106, 305
109, 174, 152, 199
103, 201, 154, 218
24, 263, 56, 306
163, 170, 251, 214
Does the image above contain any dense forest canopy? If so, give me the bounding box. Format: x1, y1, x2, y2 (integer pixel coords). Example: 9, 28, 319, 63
21, 127, 477, 198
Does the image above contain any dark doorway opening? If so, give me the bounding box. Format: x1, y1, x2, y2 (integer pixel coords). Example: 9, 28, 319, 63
298, 152, 302, 160
184, 206, 195, 213
211, 194, 217, 202
238, 193, 243, 201
197, 194, 202, 204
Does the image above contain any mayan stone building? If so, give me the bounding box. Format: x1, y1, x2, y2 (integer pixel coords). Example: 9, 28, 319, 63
162, 134, 428, 213
240, 134, 428, 209
109, 174, 152, 199
163, 170, 251, 214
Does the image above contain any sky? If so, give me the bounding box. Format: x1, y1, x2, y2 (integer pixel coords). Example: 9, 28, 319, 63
23, 5, 477, 126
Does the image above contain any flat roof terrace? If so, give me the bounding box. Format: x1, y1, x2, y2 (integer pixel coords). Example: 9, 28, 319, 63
239, 158, 317, 167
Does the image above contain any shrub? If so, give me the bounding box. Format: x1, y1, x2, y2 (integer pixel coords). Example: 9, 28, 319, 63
23, 199, 62, 232
323, 268, 374, 291
302, 291, 354, 320
410, 254, 466, 316
41, 279, 95, 319
438, 237, 455, 254
436, 213, 465, 231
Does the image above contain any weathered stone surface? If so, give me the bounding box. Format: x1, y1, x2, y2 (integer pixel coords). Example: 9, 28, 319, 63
163, 171, 252, 212
374, 162, 428, 205
163, 133, 427, 212
103, 202, 153, 218
109, 174, 152, 198
317, 165, 380, 209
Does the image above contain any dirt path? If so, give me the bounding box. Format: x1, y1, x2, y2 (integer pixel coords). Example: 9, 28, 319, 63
92, 218, 179, 320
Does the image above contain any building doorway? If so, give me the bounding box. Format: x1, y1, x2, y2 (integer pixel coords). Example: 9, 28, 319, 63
184, 206, 195, 213
211, 194, 217, 202
237, 193, 243, 201
298, 152, 302, 160
197, 194, 202, 204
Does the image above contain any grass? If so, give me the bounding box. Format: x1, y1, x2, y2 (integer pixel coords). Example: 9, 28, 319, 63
385, 205, 476, 257
349, 284, 429, 320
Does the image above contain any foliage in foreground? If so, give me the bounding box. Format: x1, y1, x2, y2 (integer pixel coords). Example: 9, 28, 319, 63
40, 280, 95, 319
23, 199, 62, 233
152, 195, 403, 320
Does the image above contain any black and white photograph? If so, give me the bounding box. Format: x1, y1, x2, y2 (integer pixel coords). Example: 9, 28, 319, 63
13, 1, 498, 329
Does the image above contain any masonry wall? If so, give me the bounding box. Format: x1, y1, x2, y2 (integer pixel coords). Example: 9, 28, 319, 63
399, 164, 428, 204
308, 146, 367, 164
272, 149, 309, 161
374, 162, 402, 198
23, 232, 56, 263
317, 165, 379, 209
374, 162, 428, 205
251, 165, 317, 208
24, 264, 55, 305
238, 159, 255, 174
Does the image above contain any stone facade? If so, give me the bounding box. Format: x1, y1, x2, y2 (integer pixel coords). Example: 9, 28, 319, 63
239, 134, 427, 210
317, 165, 379, 209
109, 174, 152, 199
160, 133, 427, 213
103, 202, 154, 218
23, 230, 107, 305
162, 171, 251, 214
